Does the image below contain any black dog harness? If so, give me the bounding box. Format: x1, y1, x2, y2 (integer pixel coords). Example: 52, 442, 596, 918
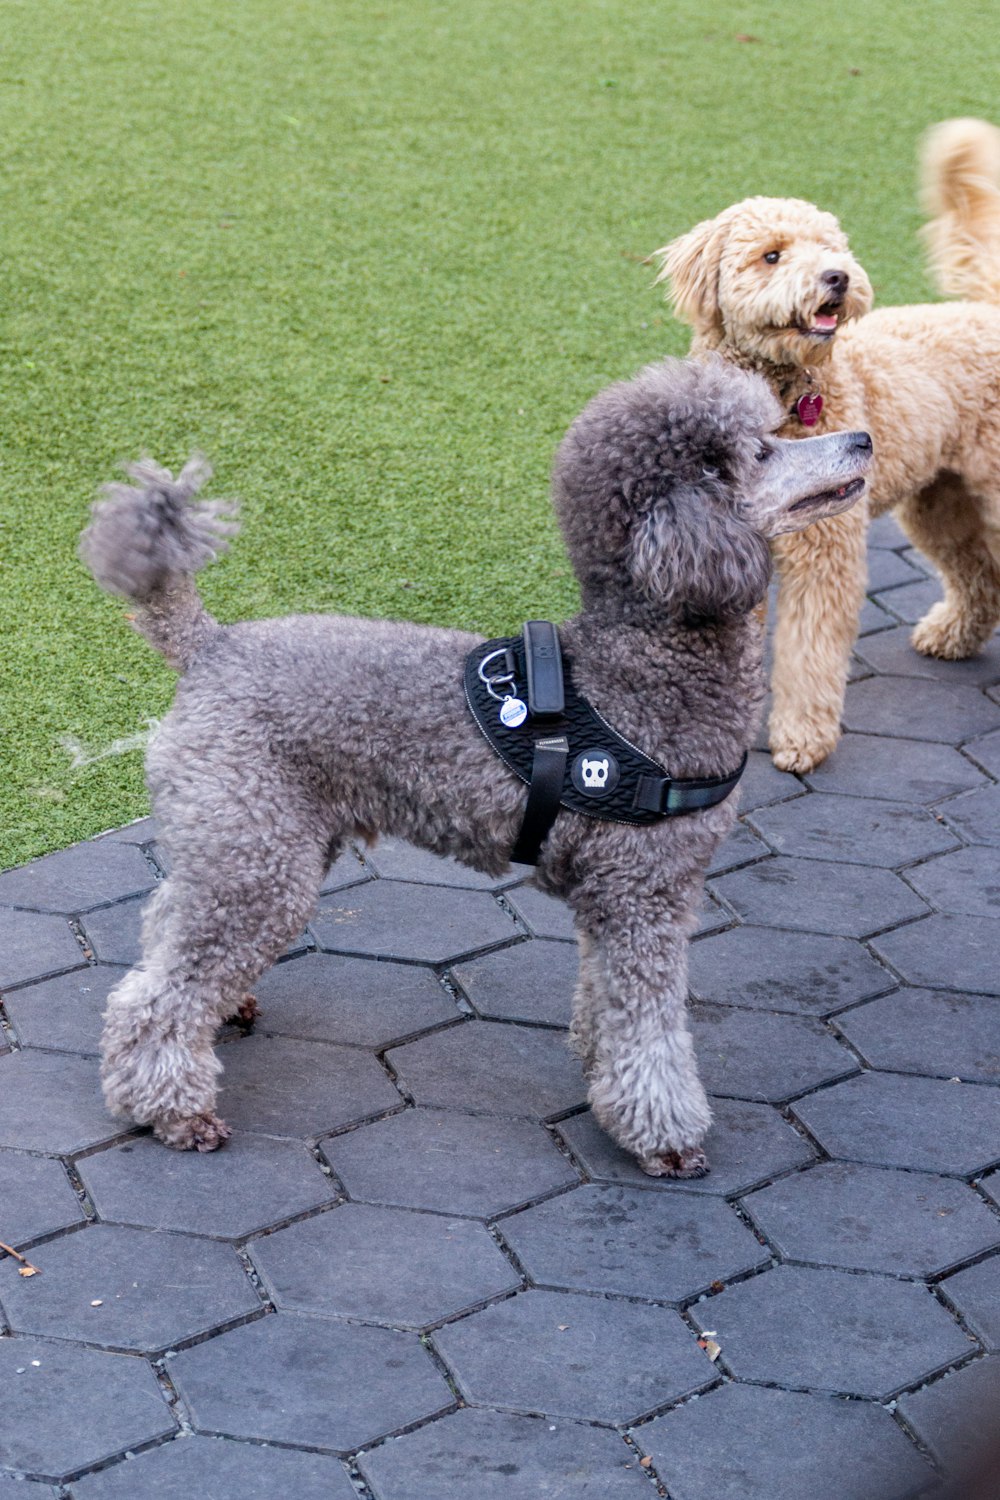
464, 621, 747, 865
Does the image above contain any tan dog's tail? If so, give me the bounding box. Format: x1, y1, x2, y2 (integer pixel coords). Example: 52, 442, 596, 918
921, 117, 1000, 303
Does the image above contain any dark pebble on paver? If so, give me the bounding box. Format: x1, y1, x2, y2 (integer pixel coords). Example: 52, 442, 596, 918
386, 1021, 585, 1117
362, 836, 502, 888
556, 1098, 815, 1198
0, 1150, 85, 1248
170, 1311, 452, 1452
689, 926, 891, 1015
67, 1433, 357, 1499
691, 1004, 857, 1102
938, 782, 1000, 846
905, 846, 1000, 917
0, 1051, 129, 1154
499, 1183, 769, 1301
871, 913, 1000, 994
321, 1108, 579, 1217
310, 881, 519, 963
0, 1336, 174, 1479
78, 1132, 337, 1238
792, 1072, 1000, 1176
212, 1033, 400, 1138
3, 965, 126, 1056
249, 1201, 520, 1328
0, 908, 83, 990
706, 820, 771, 876
433, 1287, 713, 1424
748, 793, 957, 868
504, 885, 575, 941
711, 855, 927, 937
803, 732, 986, 803
635, 1382, 932, 1500
0, 1223, 259, 1353
835, 987, 1000, 1083
897, 1356, 1000, 1473
358, 1408, 650, 1499
742, 1161, 1000, 1276
692, 1263, 974, 1398
451, 939, 576, 1025
855, 626, 1000, 686
843, 676, 1000, 743
0, 842, 155, 915
251, 951, 459, 1046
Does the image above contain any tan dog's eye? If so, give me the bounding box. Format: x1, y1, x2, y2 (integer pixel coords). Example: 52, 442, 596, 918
763, 250, 781, 265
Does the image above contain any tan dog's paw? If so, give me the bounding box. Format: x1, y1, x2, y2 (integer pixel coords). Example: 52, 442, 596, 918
911, 603, 985, 661
640, 1146, 709, 1179
154, 1112, 232, 1152
769, 721, 840, 774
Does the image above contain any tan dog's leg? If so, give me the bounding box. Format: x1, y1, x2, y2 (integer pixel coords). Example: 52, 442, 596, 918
899, 475, 1000, 659
768, 506, 867, 773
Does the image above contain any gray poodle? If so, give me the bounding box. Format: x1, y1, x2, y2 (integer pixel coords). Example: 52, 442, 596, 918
81, 357, 870, 1176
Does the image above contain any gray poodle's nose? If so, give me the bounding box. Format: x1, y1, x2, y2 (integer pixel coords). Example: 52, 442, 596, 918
850, 432, 873, 451
821, 269, 850, 297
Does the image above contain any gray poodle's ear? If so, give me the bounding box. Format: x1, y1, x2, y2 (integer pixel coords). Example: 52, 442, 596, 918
652, 215, 730, 331
630, 486, 772, 618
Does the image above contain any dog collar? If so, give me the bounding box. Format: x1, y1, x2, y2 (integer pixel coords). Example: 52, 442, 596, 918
464, 623, 747, 865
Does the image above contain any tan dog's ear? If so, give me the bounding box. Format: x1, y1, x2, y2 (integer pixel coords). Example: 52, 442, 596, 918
652, 214, 730, 331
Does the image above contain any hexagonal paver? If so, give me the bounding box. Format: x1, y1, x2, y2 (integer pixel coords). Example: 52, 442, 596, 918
742, 1162, 1000, 1276
170, 1311, 452, 1452
871, 914, 1000, 994
691, 1004, 857, 1102
939, 783, 1000, 846
867, 549, 924, 591
711, 856, 927, 937
0, 1477, 55, 1495
803, 731, 987, 803
321, 1108, 579, 1216
451, 940, 576, 1025
706, 820, 771, 876
0, 843, 155, 915
0, 1051, 129, 1154
0, 1224, 259, 1352
0, 1150, 84, 1248
868, 513, 908, 548
499, 1184, 769, 1301
689, 927, 891, 1015
792, 1072, 1000, 1176
872, 576, 942, 623
249, 1202, 520, 1328
0, 909, 83, 989
982, 1171, 1000, 1208
504, 885, 574, 942
78, 1132, 337, 1237
3, 965, 126, 1056
557, 1099, 816, 1198
386, 1021, 585, 1117
635, 1382, 932, 1500
842, 676, 1000, 742
77, 895, 149, 966
310, 882, 518, 963
363, 836, 502, 888
68, 1433, 357, 1499
855, 626, 1000, 685
905, 847, 1000, 917
897, 1356, 1000, 1472
966, 727, 1000, 776
251, 951, 459, 1046
0, 1336, 174, 1480
859, 594, 895, 631
433, 1288, 713, 1423
319, 846, 371, 893
695, 892, 730, 937
835, 988, 1000, 1083
213, 1034, 400, 1138
747, 794, 956, 868
737, 750, 803, 811
358, 1408, 650, 1499
941, 1257, 1000, 1349
692, 1264, 974, 1398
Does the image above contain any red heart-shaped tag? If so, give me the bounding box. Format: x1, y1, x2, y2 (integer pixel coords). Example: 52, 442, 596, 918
796, 392, 823, 426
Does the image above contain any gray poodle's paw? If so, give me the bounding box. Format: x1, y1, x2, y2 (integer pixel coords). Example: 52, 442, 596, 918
639, 1146, 710, 1179
154, 1112, 232, 1153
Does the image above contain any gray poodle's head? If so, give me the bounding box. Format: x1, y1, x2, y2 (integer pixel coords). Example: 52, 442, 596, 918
553, 356, 871, 621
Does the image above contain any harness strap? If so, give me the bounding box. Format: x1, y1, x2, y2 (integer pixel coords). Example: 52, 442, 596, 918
511, 734, 569, 865
633, 753, 748, 815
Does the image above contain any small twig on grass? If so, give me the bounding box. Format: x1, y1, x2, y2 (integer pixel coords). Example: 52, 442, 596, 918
0, 1241, 41, 1277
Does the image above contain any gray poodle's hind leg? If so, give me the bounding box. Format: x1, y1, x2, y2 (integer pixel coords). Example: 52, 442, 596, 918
578, 908, 712, 1178
568, 930, 601, 1075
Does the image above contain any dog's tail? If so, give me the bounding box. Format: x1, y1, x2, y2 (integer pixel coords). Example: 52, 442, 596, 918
921, 117, 1000, 304
80, 455, 239, 671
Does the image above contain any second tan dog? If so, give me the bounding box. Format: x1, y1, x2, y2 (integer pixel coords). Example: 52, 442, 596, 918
655, 118, 1000, 772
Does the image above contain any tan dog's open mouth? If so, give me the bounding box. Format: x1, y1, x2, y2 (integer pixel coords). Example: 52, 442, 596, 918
798, 301, 842, 337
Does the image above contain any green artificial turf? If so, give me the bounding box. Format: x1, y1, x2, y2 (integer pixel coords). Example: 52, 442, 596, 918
2, 0, 999, 868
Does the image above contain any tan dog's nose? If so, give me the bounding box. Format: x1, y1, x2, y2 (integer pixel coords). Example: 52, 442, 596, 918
821, 268, 849, 297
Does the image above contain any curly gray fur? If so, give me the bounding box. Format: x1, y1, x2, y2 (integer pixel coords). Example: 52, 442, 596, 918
82, 355, 868, 1172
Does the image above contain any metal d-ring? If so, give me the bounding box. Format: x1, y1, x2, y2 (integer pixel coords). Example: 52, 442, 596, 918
478, 647, 517, 702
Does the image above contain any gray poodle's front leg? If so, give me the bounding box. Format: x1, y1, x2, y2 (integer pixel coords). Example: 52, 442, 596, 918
580, 914, 712, 1178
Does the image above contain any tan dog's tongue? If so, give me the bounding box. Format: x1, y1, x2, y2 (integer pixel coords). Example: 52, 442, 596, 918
813, 313, 838, 331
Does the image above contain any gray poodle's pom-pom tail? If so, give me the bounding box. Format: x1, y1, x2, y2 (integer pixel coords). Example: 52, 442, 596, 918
80, 455, 239, 672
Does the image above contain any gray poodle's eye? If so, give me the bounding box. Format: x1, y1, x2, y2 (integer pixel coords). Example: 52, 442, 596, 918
763, 250, 781, 265
755, 443, 773, 463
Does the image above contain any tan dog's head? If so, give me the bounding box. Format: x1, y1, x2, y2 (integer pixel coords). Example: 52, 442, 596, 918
654, 197, 873, 369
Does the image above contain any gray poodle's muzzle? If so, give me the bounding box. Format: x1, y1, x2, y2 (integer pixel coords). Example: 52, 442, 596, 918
749, 430, 873, 537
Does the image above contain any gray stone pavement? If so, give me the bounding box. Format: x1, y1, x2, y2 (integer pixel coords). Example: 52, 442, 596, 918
2, 517, 1000, 1497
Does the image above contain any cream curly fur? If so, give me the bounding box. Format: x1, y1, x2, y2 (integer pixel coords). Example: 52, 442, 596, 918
656, 117, 1000, 771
